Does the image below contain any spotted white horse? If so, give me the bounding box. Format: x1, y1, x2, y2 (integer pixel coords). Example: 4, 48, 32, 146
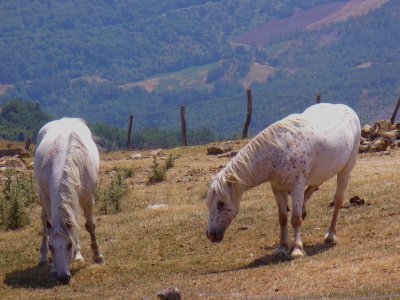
206, 103, 361, 258
34, 118, 103, 284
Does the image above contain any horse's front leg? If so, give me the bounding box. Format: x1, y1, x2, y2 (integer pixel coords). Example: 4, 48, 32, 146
83, 196, 104, 264
272, 187, 289, 256
291, 179, 305, 258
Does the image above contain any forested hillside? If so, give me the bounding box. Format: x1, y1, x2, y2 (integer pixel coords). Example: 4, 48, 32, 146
1, 0, 399, 148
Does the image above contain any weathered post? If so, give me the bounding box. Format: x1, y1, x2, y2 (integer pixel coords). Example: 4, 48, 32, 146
180, 106, 187, 146
242, 89, 252, 138
127, 113, 133, 150
390, 96, 400, 125
24, 138, 31, 151
316, 93, 321, 104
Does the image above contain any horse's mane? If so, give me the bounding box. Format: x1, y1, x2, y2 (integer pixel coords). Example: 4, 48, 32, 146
216, 114, 306, 196
57, 131, 87, 245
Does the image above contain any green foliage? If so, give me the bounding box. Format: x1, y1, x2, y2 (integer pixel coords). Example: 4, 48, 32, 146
0, 99, 51, 142
0, 169, 39, 230
164, 154, 175, 170
108, 166, 134, 179
147, 155, 176, 184
96, 171, 128, 215
147, 157, 166, 184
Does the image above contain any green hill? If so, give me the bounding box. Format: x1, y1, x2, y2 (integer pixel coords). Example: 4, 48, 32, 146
1, 0, 399, 141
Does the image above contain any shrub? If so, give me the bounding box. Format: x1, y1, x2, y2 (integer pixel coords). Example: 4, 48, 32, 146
147, 157, 166, 184
146, 155, 176, 184
0, 169, 39, 230
164, 154, 175, 170
97, 171, 127, 215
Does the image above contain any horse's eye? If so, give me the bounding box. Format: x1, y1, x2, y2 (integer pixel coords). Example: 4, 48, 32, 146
67, 242, 72, 250
217, 201, 225, 211
48, 245, 54, 251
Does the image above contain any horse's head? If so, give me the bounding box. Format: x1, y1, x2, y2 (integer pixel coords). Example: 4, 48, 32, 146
206, 174, 241, 243
48, 222, 76, 285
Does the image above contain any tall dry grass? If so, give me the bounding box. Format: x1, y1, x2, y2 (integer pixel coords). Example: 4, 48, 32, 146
0, 142, 400, 299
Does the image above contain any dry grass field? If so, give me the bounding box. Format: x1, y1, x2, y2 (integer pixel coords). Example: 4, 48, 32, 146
1, 140, 400, 299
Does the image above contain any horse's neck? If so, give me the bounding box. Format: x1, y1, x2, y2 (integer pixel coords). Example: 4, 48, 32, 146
228, 144, 274, 191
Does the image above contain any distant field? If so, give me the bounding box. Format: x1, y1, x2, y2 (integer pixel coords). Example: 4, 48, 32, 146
232, 0, 388, 47
118, 62, 219, 93
0, 140, 400, 299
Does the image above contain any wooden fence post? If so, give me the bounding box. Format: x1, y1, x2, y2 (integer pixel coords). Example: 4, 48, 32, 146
24, 138, 31, 151
127, 113, 133, 150
316, 93, 321, 104
180, 106, 187, 146
390, 97, 400, 125
242, 89, 252, 138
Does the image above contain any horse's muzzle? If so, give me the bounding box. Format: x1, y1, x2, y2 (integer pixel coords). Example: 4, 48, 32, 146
58, 274, 71, 285
206, 229, 224, 243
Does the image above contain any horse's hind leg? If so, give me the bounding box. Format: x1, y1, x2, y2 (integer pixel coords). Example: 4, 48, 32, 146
302, 185, 318, 220
325, 161, 355, 243
39, 205, 50, 266
290, 178, 306, 258
272, 187, 289, 256
83, 196, 104, 264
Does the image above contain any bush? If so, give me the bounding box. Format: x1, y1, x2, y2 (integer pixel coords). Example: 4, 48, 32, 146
147, 155, 176, 184
164, 154, 175, 170
0, 169, 39, 230
147, 157, 166, 184
96, 171, 127, 215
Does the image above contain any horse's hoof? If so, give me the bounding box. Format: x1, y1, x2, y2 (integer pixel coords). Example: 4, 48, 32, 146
324, 232, 336, 244
94, 255, 104, 264
50, 268, 58, 278
274, 246, 289, 257
74, 252, 85, 263
291, 248, 304, 258
38, 260, 49, 267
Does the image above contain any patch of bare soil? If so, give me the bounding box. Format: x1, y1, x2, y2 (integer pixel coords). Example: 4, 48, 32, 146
119, 78, 161, 92
242, 63, 275, 89
306, 0, 389, 30
233, 0, 388, 47
232, 2, 346, 47
0, 84, 13, 96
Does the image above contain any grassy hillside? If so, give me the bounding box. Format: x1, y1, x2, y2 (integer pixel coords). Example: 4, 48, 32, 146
0, 0, 350, 128
0, 143, 400, 298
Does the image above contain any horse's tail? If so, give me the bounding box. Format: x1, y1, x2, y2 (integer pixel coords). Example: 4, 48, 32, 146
58, 132, 87, 245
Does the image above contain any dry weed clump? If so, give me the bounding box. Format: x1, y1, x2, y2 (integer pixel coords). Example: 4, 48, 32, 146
96, 170, 128, 215
0, 168, 38, 230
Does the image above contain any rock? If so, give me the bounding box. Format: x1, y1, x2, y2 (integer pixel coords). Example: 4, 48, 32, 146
156, 287, 181, 300
0, 148, 30, 158
147, 204, 169, 210
207, 146, 224, 155
370, 139, 388, 152
217, 151, 238, 158
0, 156, 25, 169
129, 153, 142, 160
207, 145, 233, 156
150, 149, 163, 156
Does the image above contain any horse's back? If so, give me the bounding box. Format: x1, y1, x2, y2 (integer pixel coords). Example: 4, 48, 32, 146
34, 118, 99, 190
300, 104, 360, 185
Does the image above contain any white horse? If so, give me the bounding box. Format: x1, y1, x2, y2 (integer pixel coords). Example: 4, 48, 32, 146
34, 118, 103, 285
206, 103, 361, 258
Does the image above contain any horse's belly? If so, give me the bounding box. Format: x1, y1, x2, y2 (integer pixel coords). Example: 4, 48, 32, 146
305, 140, 354, 186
